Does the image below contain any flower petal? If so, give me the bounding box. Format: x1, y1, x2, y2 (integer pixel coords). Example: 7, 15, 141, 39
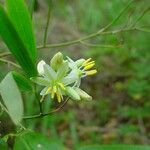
63, 70, 78, 85
65, 86, 80, 101
40, 87, 49, 95
30, 77, 50, 86
74, 87, 92, 101
50, 52, 63, 71
37, 60, 46, 75
57, 61, 69, 80
43, 64, 57, 80
75, 59, 85, 67
67, 56, 77, 69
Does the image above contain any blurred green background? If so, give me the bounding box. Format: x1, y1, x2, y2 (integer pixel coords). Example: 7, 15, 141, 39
0, 0, 150, 148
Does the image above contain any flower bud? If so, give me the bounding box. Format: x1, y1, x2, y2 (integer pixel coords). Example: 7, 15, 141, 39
66, 87, 81, 101
50, 52, 63, 71
74, 87, 92, 101
37, 60, 46, 75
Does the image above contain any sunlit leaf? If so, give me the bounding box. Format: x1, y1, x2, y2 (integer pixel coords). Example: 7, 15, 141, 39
12, 71, 33, 92
0, 5, 37, 77
6, 0, 37, 63
0, 72, 23, 125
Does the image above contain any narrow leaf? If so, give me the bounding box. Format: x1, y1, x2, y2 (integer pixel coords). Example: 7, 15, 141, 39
0, 72, 23, 125
0, 5, 37, 77
6, 0, 37, 63
27, 0, 36, 17
12, 71, 33, 92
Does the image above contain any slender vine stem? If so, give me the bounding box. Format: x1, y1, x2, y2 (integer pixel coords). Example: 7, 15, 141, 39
43, 3, 51, 46
0, 52, 11, 57
132, 6, 150, 27
0, 58, 21, 68
34, 85, 43, 114
37, 27, 149, 49
23, 98, 69, 119
98, 0, 134, 32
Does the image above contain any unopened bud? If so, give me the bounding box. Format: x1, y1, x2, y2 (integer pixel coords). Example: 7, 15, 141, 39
74, 87, 92, 101
37, 60, 46, 75
50, 52, 63, 71
66, 87, 81, 101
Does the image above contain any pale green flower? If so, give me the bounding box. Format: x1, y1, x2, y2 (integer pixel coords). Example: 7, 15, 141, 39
31, 52, 97, 102
31, 54, 80, 102
67, 56, 97, 87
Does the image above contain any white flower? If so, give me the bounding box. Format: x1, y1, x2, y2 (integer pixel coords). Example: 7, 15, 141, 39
31, 52, 96, 102
37, 60, 46, 75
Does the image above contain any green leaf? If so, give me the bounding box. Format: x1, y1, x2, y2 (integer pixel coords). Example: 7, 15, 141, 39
13, 131, 65, 150
27, 0, 36, 17
78, 145, 150, 150
12, 71, 33, 92
0, 139, 8, 150
0, 72, 23, 125
0, 5, 37, 77
6, 0, 37, 63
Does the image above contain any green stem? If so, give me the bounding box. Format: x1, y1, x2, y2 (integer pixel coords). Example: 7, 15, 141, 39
98, 0, 134, 32
37, 27, 145, 49
0, 58, 21, 68
43, 4, 51, 46
0, 52, 11, 57
34, 85, 43, 114
132, 6, 150, 27
23, 98, 69, 120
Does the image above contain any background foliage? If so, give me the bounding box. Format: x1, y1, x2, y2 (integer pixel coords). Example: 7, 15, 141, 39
0, 0, 150, 149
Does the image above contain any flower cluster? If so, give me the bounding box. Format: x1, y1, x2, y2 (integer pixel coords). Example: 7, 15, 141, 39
31, 52, 97, 102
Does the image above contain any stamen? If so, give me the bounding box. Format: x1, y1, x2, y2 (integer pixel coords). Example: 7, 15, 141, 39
56, 92, 61, 103
82, 58, 92, 66
84, 63, 95, 70
53, 86, 57, 93
51, 87, 55, 98
85, 70, 97, 76
46, 87, 52, 94
58, 83, 66, 90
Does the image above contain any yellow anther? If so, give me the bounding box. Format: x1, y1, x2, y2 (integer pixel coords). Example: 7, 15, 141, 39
85, 61, 95, 66
53, 86, 57, 93
58, 82, 66, 90
56, 92, 61, 103
85, 69, 97, 76
82, 58, 92, 66
51, 90, 55, 99
46, 87, 52, 94
84, 63, 95, 70
51, 86, 56, 99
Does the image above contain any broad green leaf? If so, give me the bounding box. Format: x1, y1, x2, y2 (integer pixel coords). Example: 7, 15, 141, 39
13, 131, 65, 150
78, 145, 150, 150
0, 5, 37, 77
6, 0, 37, 63
12, 71, 33, 92
0, 72, 23, 125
